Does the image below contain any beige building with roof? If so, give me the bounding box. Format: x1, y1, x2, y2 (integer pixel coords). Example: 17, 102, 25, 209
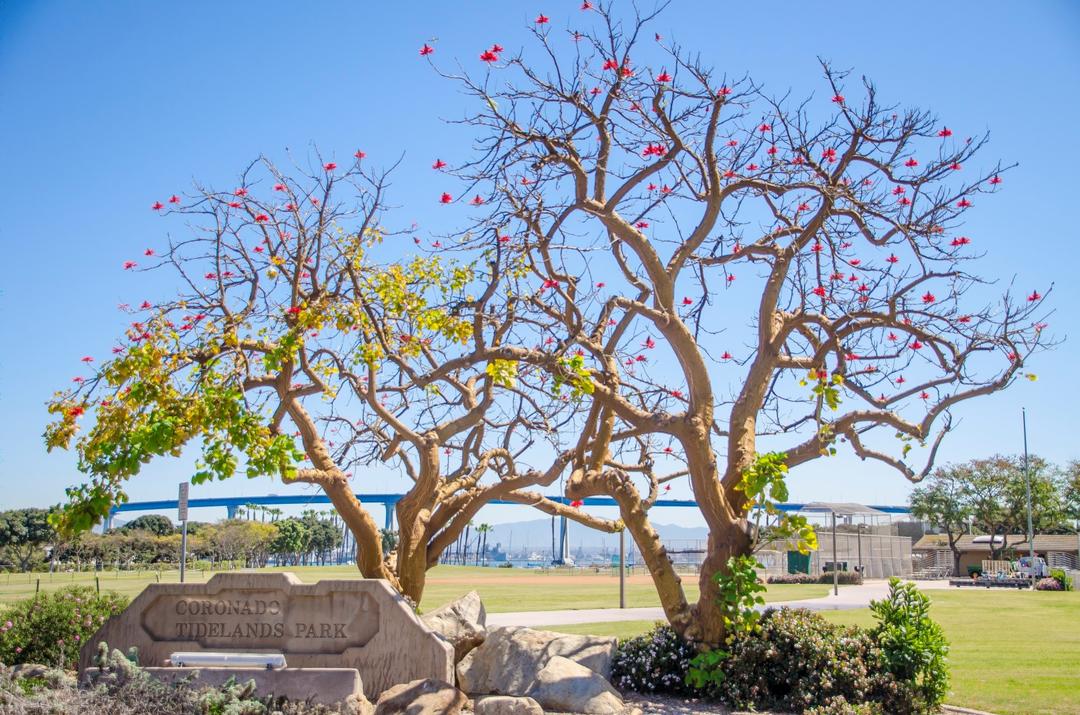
912, 533, 1080, 576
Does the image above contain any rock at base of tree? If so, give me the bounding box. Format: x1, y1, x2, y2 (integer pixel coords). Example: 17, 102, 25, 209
473, 694, 544, 715
457, 626, 617, 695
374, 678, 467, 715
421, 591, 487, 663
525, 656, 625, 714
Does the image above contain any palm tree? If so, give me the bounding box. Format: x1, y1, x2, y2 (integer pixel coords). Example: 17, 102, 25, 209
462, 521, 473, 566
475, 523, 492, 566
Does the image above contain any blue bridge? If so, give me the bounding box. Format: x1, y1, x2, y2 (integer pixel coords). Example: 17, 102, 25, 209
106, 493, 910, 563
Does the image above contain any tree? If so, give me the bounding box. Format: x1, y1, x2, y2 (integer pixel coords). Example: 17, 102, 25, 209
475, 522, 492, 565
269, 518, 310, 566
118, 514, 175, 536
963, 455, 1064, 558
0, 509, 58, 571
45, 157, 618, 603
1064, 460, 1080, 524
44, 4, 1052, 645
909, 468, 972, 574
426, 4, 1051, 642
301, 510, 343, 565
205, 519, 276, 567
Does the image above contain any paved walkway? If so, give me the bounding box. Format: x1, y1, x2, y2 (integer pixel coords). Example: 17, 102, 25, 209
488, 579, 949, 628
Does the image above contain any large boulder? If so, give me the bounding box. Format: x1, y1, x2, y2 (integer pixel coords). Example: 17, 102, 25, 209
374, 678, 467, 715
456, 626, 616, 695
473, 695, 544, 715
526, 656, 624, 714
421, 591, 487, 663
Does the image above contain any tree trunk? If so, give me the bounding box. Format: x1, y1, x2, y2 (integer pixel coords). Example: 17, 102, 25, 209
687, 519, 753, 646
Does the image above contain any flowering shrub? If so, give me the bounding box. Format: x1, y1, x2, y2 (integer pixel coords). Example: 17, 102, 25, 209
821, 571, 865, 585
767, 570, 864, 585
767, 573, 818, 584
1035, 577, 1064, 591
0, 586, 128, 667
612, 623, 698, 695
805, 696, 884, 714
710, 608, 917, 713
1049, 568, 1073, 591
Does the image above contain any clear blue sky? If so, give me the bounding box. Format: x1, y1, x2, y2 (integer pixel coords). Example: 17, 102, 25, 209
1, 1, 1078, 527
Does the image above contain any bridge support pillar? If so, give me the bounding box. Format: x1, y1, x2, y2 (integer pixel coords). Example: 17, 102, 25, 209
226, 504, 239, 519
384, 504, 394, 531
103, 510, 114, 532
556, 515, 568, 564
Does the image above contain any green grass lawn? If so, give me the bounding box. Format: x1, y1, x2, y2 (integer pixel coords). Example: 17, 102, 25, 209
544, 589, 1080, 715
0, 564, 827, 612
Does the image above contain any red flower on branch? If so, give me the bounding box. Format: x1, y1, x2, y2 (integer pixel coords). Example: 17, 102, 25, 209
419, 44, 434, 56
123, 260, 137, 270
957, 198, 972, 208
911, 340, 924, 350
832, 94, 844, 104
470, 195, 485, 206
535, 14, 549, 24
656, 70, 672, 83
234, 188, 248, 197
887, 254, 899, 264
989, 176, 1002, 185
354, 150, 366, 160
168, 195, 180, 204
812, 286, 827, 297
642, 336, 656, 349
440, 192, 452, 204
922, 292, 936, 304
570, 499, 584, 508
273, 183, 286, 191
151, 201, 164, 210
1028, 290, 1041, 302
904, 158, 919, 167
938, 127, 953, 137
721, 351, 733, 360
682, 297, 693, 305
758, 123, 771, 132
323, 162, 337, 171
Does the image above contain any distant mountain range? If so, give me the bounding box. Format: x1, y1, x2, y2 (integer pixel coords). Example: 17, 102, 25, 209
483, 518, 708, 555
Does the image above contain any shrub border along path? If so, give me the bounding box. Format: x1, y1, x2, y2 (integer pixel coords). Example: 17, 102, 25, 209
545, 588, 1080, 715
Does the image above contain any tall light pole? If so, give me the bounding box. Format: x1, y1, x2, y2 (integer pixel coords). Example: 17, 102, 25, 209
1022, 409, 1036, 568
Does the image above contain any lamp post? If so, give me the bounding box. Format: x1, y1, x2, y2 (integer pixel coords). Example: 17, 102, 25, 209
831, 511, 839, 597
1022, 409, 1036, 569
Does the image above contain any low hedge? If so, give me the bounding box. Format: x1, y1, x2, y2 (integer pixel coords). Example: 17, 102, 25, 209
766, 571, 864, 585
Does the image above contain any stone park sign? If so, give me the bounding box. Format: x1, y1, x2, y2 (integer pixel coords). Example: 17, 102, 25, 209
78, 572, 453, 698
